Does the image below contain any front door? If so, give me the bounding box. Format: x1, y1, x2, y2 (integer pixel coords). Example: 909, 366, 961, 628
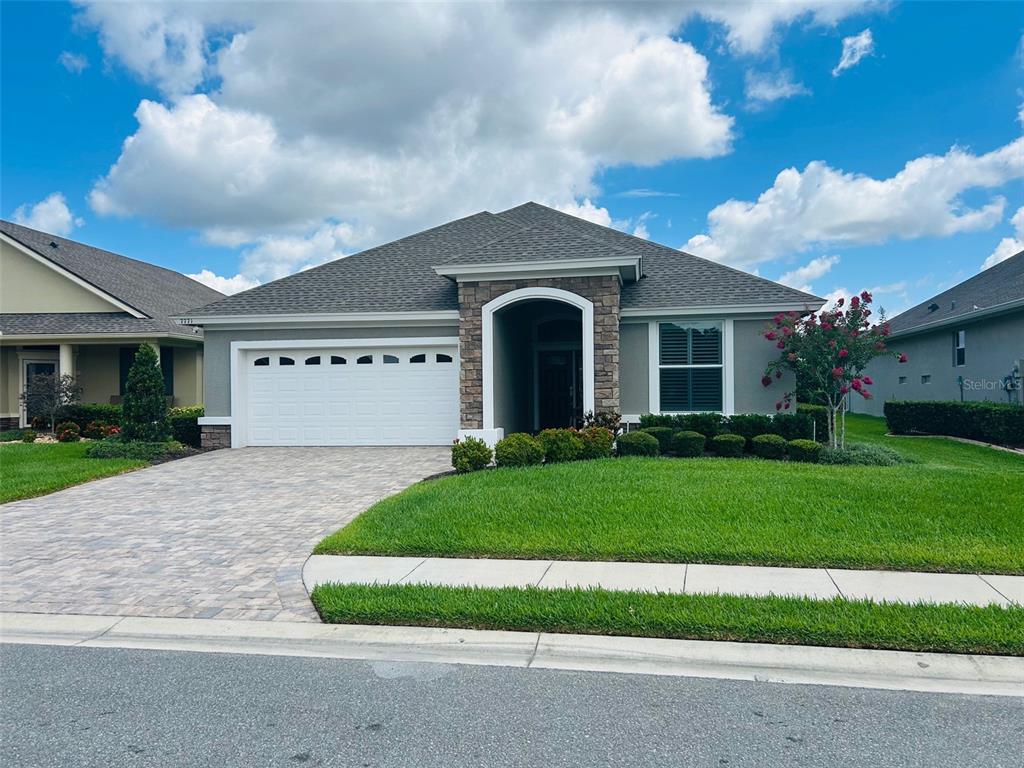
22, 361, 57, 426
537, 349, 583, 429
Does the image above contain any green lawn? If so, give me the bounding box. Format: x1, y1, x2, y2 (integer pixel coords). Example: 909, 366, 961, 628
0, 442, 145, 503
316, 415, 1024, 573
311, 583, 1024, 656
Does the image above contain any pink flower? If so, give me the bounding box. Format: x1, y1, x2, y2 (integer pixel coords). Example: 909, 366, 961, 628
850, 295, 860, 308
898, 353, 908, 363
863, 375, 873, 385
777, 340, 786, 349
783, 402, 791, 410
836, 297, 845, 307
821, 321, 833, 331
828, 340, 837, 348
860, 389, 873, 399
832, 366, 845, 379
775, 370, 783, 379
761, 375, 772, 388
764, 331, 777, 340
874, 341, 886, 351
838, 348, 849, 358
839, 385, 850, 394
851, 378, 863, 391
782, 326, 793, 336
861, 290, 873, 304
775, 401, 782, 411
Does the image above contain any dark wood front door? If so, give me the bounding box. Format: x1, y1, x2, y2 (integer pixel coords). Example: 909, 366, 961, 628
537, 349, 583, 429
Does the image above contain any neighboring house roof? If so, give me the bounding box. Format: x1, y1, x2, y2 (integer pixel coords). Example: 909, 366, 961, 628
0, 220, 223, 337
887, 250, 1024, 337
184, 202, 821, 318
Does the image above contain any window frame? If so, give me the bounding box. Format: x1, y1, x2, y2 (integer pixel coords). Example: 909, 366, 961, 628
953, 329, 966, 367
646, 319, 733, 415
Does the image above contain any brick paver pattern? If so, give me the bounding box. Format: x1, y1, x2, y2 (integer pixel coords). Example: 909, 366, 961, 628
0, 447, 450, 622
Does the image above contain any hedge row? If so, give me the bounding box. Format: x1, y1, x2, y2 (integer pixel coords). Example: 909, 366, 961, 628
638, 410, 819, 443
58, 403, 205, 448
884, 400, 1024, 446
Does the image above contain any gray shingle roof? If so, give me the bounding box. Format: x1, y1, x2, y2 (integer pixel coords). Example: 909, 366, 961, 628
187, 202, 821, 318
1, 220, 224, 336
0, 312, 203, 337
887, 250, 1024, 336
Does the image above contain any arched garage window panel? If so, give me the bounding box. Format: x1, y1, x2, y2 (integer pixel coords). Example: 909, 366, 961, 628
383, 354, 399, 364
253, 357, 270, 367
279, 357, 295, 366
410, 353, 426, 363
330, 356, 346, 365
357, 355, 373, 365
305, 356, 321, 365
436, 353, 453, 363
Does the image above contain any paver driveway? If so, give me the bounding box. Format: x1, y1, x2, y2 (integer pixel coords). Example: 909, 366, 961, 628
0, 447, 450, 622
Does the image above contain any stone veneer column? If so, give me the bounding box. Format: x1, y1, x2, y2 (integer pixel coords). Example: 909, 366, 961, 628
457, 275, 620, 429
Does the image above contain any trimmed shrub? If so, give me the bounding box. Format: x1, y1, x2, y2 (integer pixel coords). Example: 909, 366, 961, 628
451, 437, 492, 473
85, 439, 188, 461
579, 426, 615, 460
616, 430, 660, 457
639, 426, 674, 454
82, 420, 108, 440
121, 344, 170, 442
796, 404, 828, 443
54, 421, 81, 443
670, 430, 705, 458
169, 406, 204, 448
725, 414, 773, 445
0, 429, 26, 442
638, 412, 726, 437
62, 403, 122, 430
710, 433, 745, 457
21, 430, 37, 443
494, 433, 545, 468
819, 442, 907, 466
884, 400, 1024, 446
788, 439, 822, 463
771, 412, 814, 441
537, 428, 584, 463
750, 433, 787, 460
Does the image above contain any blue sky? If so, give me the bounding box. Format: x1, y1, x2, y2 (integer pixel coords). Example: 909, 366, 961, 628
2, 1, 1021, 318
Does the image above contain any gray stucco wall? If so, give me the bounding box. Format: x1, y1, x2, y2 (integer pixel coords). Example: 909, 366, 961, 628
849, 310, 1024, 416
619, 322, 649, 415
203, 326, 457, 416
618, 317, 792, 416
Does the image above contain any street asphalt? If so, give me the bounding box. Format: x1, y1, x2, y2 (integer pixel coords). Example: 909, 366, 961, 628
2, 643, 1021, 768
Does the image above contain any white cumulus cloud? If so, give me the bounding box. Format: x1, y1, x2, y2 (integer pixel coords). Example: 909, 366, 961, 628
185, 270, 259, 295
776, 255, 840, 293
833, 29, 874, 76
982, 207, 1024, 270
685, 138, 1024, 268
744, 69, 810, 107
11, 193, 83, 236
58, 51, 89, 73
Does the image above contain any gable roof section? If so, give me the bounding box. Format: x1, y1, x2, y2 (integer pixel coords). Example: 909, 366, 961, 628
887, 250, 1024, 336
184, 202, 822, 319
0, 220, 224, 336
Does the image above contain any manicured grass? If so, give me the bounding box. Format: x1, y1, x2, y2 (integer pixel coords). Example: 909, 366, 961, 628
316, 415, 1024, 573
0, 442, 145, 503
311, 583, 1024, 656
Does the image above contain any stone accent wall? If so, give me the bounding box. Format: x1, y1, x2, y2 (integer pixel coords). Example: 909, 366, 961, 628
458, 275, 621, 429
201, 425, 231, 450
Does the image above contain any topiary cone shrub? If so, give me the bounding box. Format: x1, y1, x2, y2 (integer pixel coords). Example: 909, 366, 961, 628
121, 345, 170, 442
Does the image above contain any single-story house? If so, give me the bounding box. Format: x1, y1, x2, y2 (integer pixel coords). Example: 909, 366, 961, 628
851, 250, 1024, 416
0, 220, 224, 429
180, 203, 823, 449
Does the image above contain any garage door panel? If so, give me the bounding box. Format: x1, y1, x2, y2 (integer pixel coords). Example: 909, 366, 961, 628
245, 345, 458, 446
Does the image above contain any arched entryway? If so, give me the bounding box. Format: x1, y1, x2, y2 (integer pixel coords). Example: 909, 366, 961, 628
481, 287, 594, 433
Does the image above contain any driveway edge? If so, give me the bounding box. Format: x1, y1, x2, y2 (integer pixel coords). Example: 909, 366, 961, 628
2, 612, 1021, 697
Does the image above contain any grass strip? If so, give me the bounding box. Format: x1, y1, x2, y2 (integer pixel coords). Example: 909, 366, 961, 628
311, 582, 1024, 656
0, 442, 145, 503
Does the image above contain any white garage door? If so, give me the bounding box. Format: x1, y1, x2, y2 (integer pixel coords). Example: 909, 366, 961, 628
243, 345, 459, 446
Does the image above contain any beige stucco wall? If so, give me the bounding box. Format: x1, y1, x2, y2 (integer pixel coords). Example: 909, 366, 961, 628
75, 346, 120, 405
0, 346, 20, 416
172, 346, 203, 406
0, 241, 122, 313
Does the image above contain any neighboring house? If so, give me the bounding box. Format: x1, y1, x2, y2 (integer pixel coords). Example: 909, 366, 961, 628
180, 202, 823, 449
851, 250, 1024, 417
0, 221, 224, 429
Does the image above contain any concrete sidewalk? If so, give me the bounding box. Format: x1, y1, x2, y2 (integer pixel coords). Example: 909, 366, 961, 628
2, 612, 1021, 697
303, 555, 1024, 607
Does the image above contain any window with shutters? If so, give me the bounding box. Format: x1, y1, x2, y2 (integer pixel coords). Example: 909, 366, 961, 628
658, 322, 723, 412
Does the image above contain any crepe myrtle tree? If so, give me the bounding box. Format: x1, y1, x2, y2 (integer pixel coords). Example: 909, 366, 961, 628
761, 291, 907, 449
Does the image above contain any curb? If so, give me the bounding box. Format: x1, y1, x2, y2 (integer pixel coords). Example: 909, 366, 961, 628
2, 612, 1021, 697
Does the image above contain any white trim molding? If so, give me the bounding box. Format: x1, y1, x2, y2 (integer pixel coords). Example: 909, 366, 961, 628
646, 317, 735, 417
227, 336, 459, 449
176, 310, 460, 328
0, 232, 147, 319
480, 287, 595, 431
621, 301, 822, 319
197, 416, 232, 426
434, 256, 642, 284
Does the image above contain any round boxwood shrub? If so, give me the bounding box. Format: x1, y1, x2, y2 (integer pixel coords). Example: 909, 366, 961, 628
638, 426, 674, 453
451, 436, 492, 473
537, 428, 584, 463
751, 433, 787, 460
494, 432, 545, 468
710, 433, 745, 457
787, 438, 822, 463
616, 430, 660, 457
579, 426, 614, 460
20, 429, 37, 443
54, 421, 81, 443
670, 430, 705, 458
